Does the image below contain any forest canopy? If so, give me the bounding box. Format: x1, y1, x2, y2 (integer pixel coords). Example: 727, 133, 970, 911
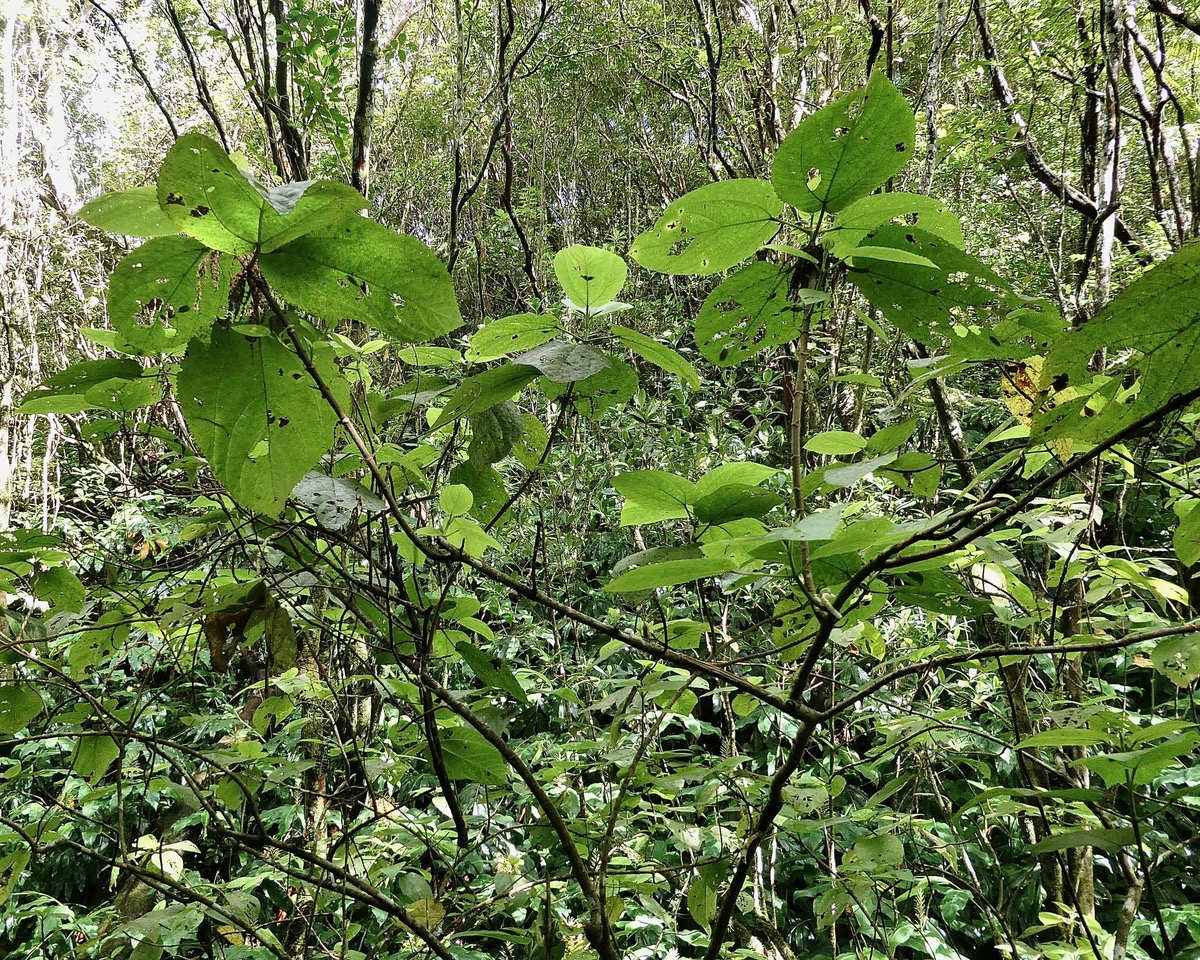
3, 1, 1200, 959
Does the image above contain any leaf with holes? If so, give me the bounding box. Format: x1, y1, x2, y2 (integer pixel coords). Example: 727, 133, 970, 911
695, 262, 813, 365
554, 245, 627, 310
825, 192, 963, 258
772, 72, 915, 213
261, 216, 461, 343
292, 472, 387, 531
1037, 242, 1200, 441
630, 179, 783, 276
177, 327, 339, 517
106, 236, 230, 355
468, 313, 563, 362
157, 133, 365, 254
847, 225, 1009, 344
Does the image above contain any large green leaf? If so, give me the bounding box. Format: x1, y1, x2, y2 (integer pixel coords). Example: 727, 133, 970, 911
630, 179, 783, 276
542, 356, 638, 418
847, 225, 1009, 344
177, 327, 339, 516
514, 340, 611, 383
78, 186, 179, 237
554, 245, 627, 310
0, 684, 43, 734
106, 236, 230, 354
157, 133, 365, 254
260, 216, 461, 343
824, 192, 963, 257
772, 72, 915, 213
613, 470, 696, 525
468, 313, 563, 362
432, 364, 538, 428
436, 725, 508, 785
1037, 242, 1200, 440
694, 262, 816, 365
18, 359, 157, 415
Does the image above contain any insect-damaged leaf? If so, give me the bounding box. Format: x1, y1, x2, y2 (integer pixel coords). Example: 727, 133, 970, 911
177, 327, 340, 517
772, 72, 915, 214
630, 179, 782, 276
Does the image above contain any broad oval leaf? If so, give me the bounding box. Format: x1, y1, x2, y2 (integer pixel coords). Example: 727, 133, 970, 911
177, 327, 340, 517
613, 470, 696, 525
554, 245, 627, 310
825, 192, 963, 257
435, 725, 508, 785
0, 684, 43, 734
19, 359, 148, 415
694, 262, 810, 366
468, 313, 563, 362
630, 179, 783, 276
106, 236, 230, 354
514, 340, 611, 383
772, 72, 915, 213
805, 431, 868, 455
292, 472, 387, 531
260, 216, 461, 343
542, 355, 638, 418
157, 133, 365, 254
78, 186, 179, 237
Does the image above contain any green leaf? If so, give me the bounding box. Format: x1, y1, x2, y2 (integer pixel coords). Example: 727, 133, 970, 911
842, 832, 904, 872
772, 72, 915, 213
694, 462, 779, 497
0, 684, 43, 734
843, 245, 939, 269
0, 850, 30, 908
805, 431, 867, 455
31, 566, 86, 612
542, 356, 638, 418
693, 484, 784, 525
611, 325, 700, 389
291, 472, 387, 531
1174, 500, 1200, 567
468, 402, 525, 466
1016, 729, 1114, 749
73, 734, 120, 785
687, 871, 717, 930
447, 462, 508, 524
106, 236, 231, 354
1081, 732, 1199, 787
265, 603, 297, 674
694, 262, 811, 366
433, 364, 538, 428
512, 412, 550, 469
467, 313, 563, 362
630, 179, 783, 276
1151, 633, 1200, 687
1039, 242, 1200, 439
77, 186, 179, 237
177, 327, 339, 517
440, 484, 474, 517
613, 470, 695, 525
604, 547, 736, 592
1030, 828, 1137, 855
157, 133, 365, 254
455, 640, 528, 702
554, 245, 627, 310
824, 452, 898, 487
260, 216, 461, 343
514, 340, 611, 383
825, 192, 963, 257
18, 359, 149, 415
848, 225, 1008, 344
435, 725, 508, 785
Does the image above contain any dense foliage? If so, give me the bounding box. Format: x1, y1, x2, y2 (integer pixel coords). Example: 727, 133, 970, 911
4, 2, 1200, 959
